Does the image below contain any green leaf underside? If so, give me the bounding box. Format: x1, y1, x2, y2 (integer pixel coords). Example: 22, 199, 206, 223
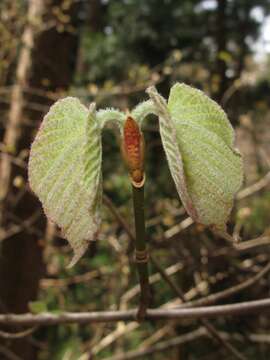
147, 86, 198, 221
167, 83, 243, 228
29, 98, 102, 267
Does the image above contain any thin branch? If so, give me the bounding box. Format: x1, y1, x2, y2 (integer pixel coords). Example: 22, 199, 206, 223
140, 324, 172, 348
91, 297, 183, 356
1, 299, 270, 326
103, 327, 270, 360
91, 322, 138, 356
0, 326, 37, 339
202, 321, 246, 360
0, 0, 44, 221
120, 262, 183, 307
103, 328, 205, 360
164, 216, 194, 239
181, 261, 270, 308
103, 194, 134, 241
40, 266, 109, 289
236, 170, 270, 200
104, 194, 247, 359
234, 236, 270, 251
151, 255, 247, 360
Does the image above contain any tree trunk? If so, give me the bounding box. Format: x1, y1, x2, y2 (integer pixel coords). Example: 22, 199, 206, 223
0, 0, 81, 358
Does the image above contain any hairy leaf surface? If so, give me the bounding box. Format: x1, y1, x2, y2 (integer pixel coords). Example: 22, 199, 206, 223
148, 84, 243, 232
29, 98, 102, 266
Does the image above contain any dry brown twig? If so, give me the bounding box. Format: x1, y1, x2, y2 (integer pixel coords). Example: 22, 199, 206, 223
40, 266, 110, 289
234, 236, 270, 251
150, 255, 247, 360
102, 328, 206, 360
236, 170, 270, 200
102, 327, 270, 360
179, 261, 270, 308
103, 194, 249, 360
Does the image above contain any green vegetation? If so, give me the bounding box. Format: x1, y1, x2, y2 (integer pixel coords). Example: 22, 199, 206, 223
1, 1, 270, 359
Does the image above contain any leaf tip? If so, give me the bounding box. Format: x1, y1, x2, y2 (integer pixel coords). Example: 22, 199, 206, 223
67, 240, 91, 268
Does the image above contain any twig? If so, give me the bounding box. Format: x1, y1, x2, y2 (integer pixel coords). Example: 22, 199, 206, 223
234, 236, 270, 251
103, 328, 205, 360
91, 322, 138, 355
40, 266, 109, 289
221, 79, 242, 107
180, 261, 270, 308
237, 170, 270, 200
91, 297, 183, 356
104, 194, 247, 359
103, 328, 270, 360
164, 217, 193, 238
139, 324, 172, 348
103, 194, 134, 241
132, 185, 151, 320
1, 299, 270, 326
150, 255, 247, 360
202, 321, 246, 360
120, 262, 183, 307
0, 326, 37, 339
0, 0, 44, 222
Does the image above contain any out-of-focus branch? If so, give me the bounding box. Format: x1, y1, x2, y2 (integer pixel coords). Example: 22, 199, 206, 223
104, 194, 247, 359
102, 327, 270, 360
0, 298, 270, 326
0, 0, 44, 221
0, 327, 37, 339
150, 255, 247, 360
40, 266, 110, 289
237, 170, 270, 200
180, 261, 270, 308
103, 194, 134, 242
103, 328, 205, 360
234, 236, 270, 251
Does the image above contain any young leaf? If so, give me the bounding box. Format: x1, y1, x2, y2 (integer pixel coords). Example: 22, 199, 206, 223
147, 84, 243, 235
29, 98, 102, 267
131, 100, 157, 126
96, 108, 126, 129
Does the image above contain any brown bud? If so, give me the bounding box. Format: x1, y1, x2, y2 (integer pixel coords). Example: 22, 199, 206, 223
122, 116, 145, 186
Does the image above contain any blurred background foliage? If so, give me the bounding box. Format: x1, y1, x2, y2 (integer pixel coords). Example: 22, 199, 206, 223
1, 0, 270, 359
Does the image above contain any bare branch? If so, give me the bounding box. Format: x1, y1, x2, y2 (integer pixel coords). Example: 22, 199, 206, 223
237, 171, 270, 200
103, 328, 270, 360
181, 261, 270, 308
104, 194, 248, 359
103, 328, 205, 360
0, 327, 37, 339
150, 255, 247, 360
234, 236, 270, 251
0, 299, 270, 326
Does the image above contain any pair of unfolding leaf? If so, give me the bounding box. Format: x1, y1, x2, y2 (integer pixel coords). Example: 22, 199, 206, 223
28, 83, 243, 266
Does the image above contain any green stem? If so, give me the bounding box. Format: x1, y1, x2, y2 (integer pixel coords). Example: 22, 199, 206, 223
132, 184, 151, 320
